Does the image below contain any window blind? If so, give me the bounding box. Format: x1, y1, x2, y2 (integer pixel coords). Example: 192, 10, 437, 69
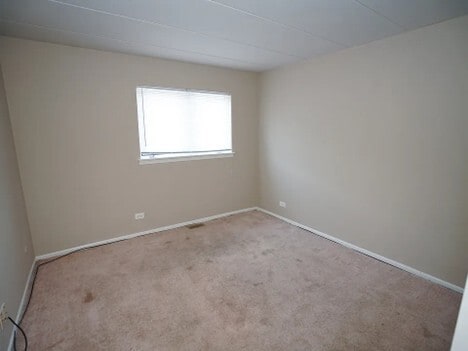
136, 87, 232, 157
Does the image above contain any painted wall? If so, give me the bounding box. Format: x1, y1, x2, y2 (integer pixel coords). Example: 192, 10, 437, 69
259, 16, 468, 287
0, 37, 259, 255
0, 64, 35, 350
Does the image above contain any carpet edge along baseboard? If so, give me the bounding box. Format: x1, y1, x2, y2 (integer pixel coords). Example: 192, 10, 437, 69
34, 207, 463, 293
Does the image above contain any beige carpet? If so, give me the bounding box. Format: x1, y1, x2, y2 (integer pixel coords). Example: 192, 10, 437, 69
19, 211, 461, 350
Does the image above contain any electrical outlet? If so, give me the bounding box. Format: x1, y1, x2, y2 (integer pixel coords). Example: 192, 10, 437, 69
134, 212, 145, 220
279, 201, 286, 208
0, 303, 7, 331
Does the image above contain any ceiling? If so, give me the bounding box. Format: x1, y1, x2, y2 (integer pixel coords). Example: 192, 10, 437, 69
1, 0, 467, 71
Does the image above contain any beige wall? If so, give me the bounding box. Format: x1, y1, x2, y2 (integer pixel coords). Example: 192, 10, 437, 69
0, 64, 35, 350
0, 37, 259, 256
259, 16, 468, 287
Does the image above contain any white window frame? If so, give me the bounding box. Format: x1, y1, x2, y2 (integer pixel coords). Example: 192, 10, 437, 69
136, 86, 234, 164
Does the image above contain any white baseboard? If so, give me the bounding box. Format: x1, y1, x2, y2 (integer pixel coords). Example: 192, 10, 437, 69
36, 206, 464, 293
257, 207, 464, 294
36, 207, 257, 261
8, 259, 36, 351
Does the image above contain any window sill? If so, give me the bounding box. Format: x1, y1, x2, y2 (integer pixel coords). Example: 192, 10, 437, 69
139, 151, 234, 165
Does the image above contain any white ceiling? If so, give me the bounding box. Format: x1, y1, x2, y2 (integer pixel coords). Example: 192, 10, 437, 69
1, 0, 467, 71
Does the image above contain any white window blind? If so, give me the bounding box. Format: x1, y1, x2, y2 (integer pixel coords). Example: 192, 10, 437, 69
136, 87, 232, 162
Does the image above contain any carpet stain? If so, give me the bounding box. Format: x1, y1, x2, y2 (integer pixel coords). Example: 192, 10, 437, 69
83, 291, 94, 303
46, 338, 65, 349
423, 326, 435, 338
261, 249, 274, 255
186, 223, 205, 229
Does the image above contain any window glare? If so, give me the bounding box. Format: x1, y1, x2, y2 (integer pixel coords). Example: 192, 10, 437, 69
137, 87, 232, 157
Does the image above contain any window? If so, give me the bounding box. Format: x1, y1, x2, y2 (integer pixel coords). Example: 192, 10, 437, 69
136, 86, 232, 163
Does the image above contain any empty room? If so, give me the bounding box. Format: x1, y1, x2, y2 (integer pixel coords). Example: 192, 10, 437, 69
1, 0, 467, 350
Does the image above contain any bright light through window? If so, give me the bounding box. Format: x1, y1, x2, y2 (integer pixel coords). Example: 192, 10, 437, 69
136, 87, 232, 162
